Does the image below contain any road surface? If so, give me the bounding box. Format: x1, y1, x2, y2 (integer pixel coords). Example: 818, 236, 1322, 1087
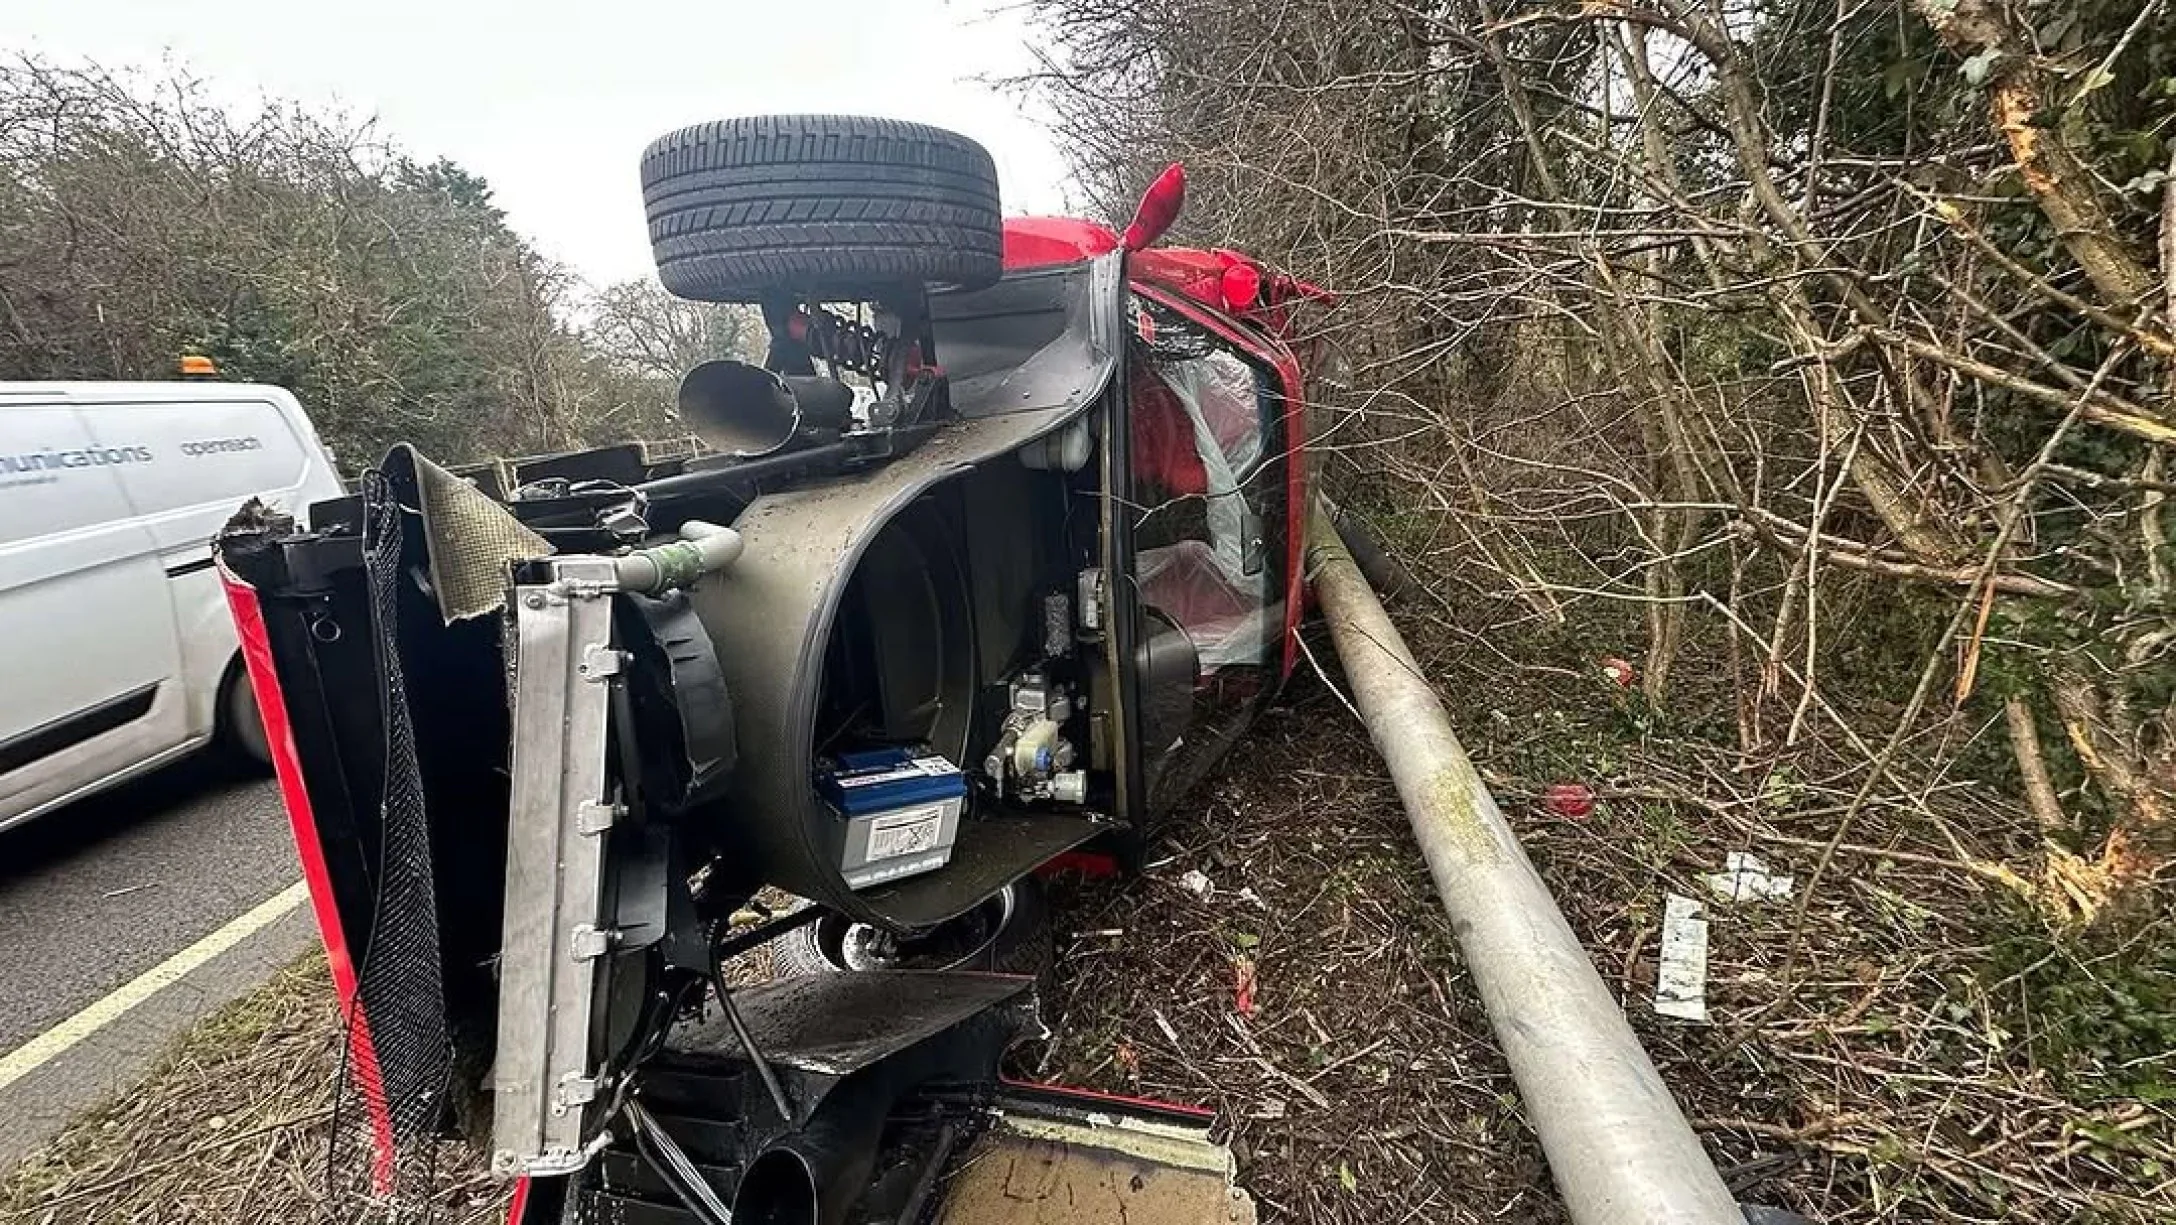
0, 755, 314, 1170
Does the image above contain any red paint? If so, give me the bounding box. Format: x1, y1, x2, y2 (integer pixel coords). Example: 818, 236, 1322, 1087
1277, 275, 1338, 305
1000, 1076, 1218, 1121
1002, 216, 1120, 270
1128, 248, 1238, 311
1543, 783, 1596, 820
221, 564, 397, 1191
1120, 163, 1187, 251
904, 341, 943, 380
1218, 261, 1262, 312
1128, 248, 1301, 326
1037, 850, 1122, 880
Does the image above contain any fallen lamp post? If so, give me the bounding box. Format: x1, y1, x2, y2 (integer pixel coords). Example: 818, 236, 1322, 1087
1306, 508, 1743, 1225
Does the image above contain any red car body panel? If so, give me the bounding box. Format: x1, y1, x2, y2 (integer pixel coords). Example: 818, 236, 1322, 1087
221, 564, 398, 1190
1000, 218, 1319, 678
1001, 216, 1121, 269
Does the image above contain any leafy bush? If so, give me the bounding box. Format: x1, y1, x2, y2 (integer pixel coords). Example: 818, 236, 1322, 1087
0, 57, 750, 467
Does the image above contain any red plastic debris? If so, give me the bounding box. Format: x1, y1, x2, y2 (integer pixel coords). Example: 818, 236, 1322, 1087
1115, 1040, 1141, 1078
1600, 657, 1636, 688
1232, 956, 1258, 1017
1542, 783, 1596, 820
1037, 850, 1123, 880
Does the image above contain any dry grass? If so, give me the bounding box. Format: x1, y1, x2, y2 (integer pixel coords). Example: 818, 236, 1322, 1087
5, 633, 2170, 1224
1030, 658, 2176, 1222
1032, 700, 1562, 1224
0, 957, 501, 1225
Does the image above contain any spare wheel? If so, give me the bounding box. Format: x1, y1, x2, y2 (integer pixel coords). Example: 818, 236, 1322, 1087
641, 114, 1003, 303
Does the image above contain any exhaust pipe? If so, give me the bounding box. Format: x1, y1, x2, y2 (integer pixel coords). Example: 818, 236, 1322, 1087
678, 360, 855, 458
1305, 507, 1741, 1225
731, 1093, 886, 1225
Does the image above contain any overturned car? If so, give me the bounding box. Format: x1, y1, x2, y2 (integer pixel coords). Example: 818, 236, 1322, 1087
217, 115, 1336, 1224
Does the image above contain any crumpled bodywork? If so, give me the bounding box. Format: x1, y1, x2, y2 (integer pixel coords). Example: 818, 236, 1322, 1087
214, 215, 1325, 1225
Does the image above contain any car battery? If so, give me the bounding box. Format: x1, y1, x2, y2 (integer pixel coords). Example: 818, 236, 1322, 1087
818, 748, 967, 889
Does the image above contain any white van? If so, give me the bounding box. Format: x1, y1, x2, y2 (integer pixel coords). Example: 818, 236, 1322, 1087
0, 381, 347, 831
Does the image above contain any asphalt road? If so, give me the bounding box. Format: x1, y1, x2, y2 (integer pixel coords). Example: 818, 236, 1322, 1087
0, 754, 313, 1168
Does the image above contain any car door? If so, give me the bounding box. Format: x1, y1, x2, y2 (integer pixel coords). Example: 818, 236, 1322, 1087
1117, 288, 1305, 815
0, 396, 185, 826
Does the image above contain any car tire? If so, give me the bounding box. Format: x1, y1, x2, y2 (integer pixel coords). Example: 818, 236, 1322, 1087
216, 661, 273, 771
640, 114, 1004, 303
771, 877, 1052, 979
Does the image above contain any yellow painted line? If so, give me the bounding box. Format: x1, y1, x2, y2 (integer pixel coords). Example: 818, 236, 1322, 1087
0, 880, 309, 1094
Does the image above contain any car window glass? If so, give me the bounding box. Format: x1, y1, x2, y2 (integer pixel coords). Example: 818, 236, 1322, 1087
1126, 301, 1279, 674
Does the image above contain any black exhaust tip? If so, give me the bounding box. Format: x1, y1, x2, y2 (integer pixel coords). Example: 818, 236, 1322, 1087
734, 1146, 821, 1225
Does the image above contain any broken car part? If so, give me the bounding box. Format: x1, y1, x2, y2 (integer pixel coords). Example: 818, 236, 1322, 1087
494, 518, 746, 1178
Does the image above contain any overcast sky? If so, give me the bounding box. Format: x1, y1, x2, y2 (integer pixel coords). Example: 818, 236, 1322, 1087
2, 0, 1075, 288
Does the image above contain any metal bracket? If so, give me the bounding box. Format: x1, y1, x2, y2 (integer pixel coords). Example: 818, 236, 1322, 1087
576, 800, 622, 836
579, 643, 624, 680
554, 1073, 600, 1113
569, 924, 615, 961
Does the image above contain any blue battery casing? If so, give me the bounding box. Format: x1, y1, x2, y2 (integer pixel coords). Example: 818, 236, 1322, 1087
819, 747, 968, 814
818, 748, 970, 888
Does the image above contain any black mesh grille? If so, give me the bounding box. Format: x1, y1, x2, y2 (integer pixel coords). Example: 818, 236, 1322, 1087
327, 471, 454, 1218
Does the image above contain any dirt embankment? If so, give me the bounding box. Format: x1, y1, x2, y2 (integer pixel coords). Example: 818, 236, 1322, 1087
4, 650, 2170, 1223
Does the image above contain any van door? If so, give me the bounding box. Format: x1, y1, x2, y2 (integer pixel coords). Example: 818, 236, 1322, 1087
0, 398, 184, 824
79, 391, 336, 746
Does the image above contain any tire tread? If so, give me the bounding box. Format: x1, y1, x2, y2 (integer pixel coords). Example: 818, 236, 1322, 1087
638, 115, 1002, 301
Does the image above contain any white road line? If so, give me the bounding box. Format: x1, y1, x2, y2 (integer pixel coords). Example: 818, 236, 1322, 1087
0, 880, 309, 1094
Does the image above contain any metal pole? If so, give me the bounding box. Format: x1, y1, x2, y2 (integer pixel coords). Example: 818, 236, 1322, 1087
1305, 510, 1741, 1225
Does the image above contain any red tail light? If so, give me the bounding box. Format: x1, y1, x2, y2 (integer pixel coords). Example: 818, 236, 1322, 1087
1218, 261, 1261, 311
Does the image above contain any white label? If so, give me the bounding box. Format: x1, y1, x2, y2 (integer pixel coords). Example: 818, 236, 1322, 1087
1654, 894, 1710, 1023
848, 851, 949, 888
837, 754, 958, 790
866, 804, 945, 861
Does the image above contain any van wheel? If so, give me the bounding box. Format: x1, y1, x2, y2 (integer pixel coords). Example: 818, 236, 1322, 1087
771, 878, 1052, 980
217, 664, 273, 771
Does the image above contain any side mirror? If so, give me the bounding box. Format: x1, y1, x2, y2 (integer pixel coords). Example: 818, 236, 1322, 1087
1120, 163, 1187, 252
